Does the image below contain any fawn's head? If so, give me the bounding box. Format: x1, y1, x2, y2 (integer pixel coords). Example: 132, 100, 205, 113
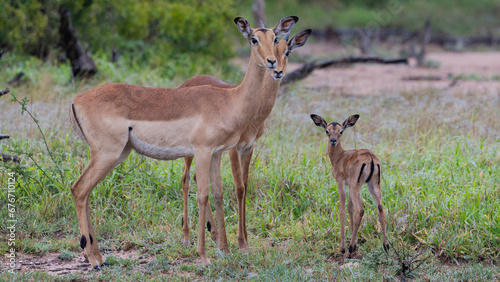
272, 29, 312, 80
234, 16, 298, 70
310, 114, 359, 146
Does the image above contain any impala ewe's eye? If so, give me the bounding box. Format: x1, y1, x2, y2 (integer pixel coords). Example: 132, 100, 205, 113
274, 37, 278, 44
251, 38, 258, 45
285, 50, 290, 57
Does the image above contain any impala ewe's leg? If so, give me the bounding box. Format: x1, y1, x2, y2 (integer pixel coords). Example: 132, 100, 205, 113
72, 151, 123, 269
194, 150, 212, 266
337, 181, 347, 255
209, 152, 230, 253
239, 146, 254, 243
182, 157, 218, 246
229, 148, 248, 250
181, 157, 193, 246
368, 181, 389, 252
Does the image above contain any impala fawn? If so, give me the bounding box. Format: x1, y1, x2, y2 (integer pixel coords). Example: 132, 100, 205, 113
310, 114, 389, 259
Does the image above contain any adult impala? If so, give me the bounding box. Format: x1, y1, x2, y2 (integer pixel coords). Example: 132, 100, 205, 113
69, 16, 298, 268
178, 29, 311, 250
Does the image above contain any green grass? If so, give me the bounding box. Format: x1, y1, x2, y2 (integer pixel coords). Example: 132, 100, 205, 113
1, 57, 500, 279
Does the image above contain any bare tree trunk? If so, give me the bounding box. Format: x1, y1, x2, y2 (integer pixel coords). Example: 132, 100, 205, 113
252, 0, 266, 27
357, 28, 375, 57
416, 15, 431, 67
59, 8, 97, 77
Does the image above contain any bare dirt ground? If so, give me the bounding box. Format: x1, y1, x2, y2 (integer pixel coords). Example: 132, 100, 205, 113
1, 248, 153, 276
287, 41, 500, 96
2, 42, 499, 278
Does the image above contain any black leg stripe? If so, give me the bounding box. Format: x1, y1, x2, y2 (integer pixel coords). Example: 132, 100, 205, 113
89, 234, 93, 245
80, 235, 87, 249
366, 157, 375, 183
377, 164, 381, 184
357, 163, 366, 183
207, 221, 211, 232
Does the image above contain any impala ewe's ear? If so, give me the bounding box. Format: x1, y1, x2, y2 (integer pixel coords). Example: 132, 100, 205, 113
273, 16, 299, 36
310, 114, 328, 130
234, 17, 252, 40
288, 29, 312, 53
342, 114, 360, 130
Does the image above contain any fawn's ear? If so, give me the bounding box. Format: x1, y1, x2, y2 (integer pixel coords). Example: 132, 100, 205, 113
342, 114, 360, 130
234, 17, 252, 40
288, 29, 312, 53
310, 114, 328, 130
273, 16, 299, 36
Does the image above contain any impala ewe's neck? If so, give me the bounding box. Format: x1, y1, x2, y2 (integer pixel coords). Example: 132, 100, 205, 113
231, 52, 267, 119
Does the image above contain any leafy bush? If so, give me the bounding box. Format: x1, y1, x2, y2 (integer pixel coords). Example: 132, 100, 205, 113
0, 0, 236, 64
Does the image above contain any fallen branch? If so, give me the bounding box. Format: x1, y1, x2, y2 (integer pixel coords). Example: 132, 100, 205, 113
1, 153, 20, 163
0, 88, 10, 97
281, 57, 408, 85
402, 75, 441, 81
0, 135, 9, 140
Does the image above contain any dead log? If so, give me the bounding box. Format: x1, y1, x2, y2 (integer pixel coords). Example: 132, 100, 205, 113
1, 153, 20, 163
0, 88, 10, 97
8, 72, 24, 86
0, 135, 9, 140
59, 8, 97, 77
281, 57, 408, 86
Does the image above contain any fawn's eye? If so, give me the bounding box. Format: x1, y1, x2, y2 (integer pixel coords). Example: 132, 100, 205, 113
325, 130, 329, 134
339, 130, 343, 134
251, 38, 258, 45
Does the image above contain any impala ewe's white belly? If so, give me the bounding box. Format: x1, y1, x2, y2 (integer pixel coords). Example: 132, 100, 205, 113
128, 119, 195, 160
129, 132, 194, 160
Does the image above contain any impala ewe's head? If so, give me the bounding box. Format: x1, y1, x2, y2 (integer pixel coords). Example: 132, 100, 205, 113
272, 29, 312, 80
310, 114, 360, 146
234, 16, 298, 70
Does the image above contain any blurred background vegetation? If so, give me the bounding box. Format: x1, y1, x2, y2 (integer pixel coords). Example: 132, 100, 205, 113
1, 0, 499, 80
